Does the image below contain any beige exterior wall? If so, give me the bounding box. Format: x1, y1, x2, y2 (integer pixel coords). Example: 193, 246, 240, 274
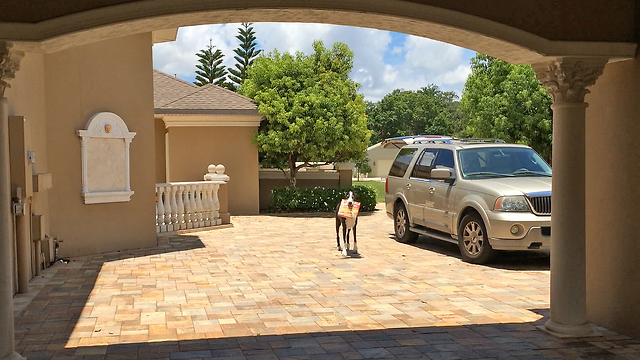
167, 126, 259, 215
43, 33, 157, 257
585, 57, 640, 339
155, 117, 166, 183
259, 173, 341, 210
5, 52, 49, 223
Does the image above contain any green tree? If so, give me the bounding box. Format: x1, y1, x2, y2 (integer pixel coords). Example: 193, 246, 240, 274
460, 53, 553, 161
366, 85, 460, 145
194, 40, 229, 87
355, 157, 372, 180
240, 40, 371, 187
228, 23, 261, 89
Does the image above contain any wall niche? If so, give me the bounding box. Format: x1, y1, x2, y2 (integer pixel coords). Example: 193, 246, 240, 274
77, 112, 136, 204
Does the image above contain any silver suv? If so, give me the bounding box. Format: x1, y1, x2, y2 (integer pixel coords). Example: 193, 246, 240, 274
385, 139, 551, 264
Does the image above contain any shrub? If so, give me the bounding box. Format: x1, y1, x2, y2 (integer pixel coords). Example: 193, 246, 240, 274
268, 185, 377, 213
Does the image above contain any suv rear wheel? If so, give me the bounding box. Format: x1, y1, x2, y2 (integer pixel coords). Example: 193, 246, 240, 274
394, 203, 418, 243
458, 214, 496, 264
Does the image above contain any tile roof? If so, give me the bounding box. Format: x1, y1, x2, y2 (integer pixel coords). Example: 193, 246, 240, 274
153, 70, 258, 115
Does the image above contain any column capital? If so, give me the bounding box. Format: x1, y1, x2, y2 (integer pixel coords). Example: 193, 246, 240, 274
0, 41, 24, 97
532, 57, 607, 103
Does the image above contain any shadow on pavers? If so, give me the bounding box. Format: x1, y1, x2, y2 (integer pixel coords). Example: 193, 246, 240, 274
18, 315, 637, 359
387, 234, 550, 271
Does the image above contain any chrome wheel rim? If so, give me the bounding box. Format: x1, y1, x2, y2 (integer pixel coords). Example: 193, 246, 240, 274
395, 208, 407, 238
462, 221, 484, 256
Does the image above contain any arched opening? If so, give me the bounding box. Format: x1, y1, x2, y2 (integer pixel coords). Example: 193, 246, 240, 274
1, 2, 640, 359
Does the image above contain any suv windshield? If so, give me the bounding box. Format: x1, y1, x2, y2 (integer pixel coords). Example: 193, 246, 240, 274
458, 147, 551, 178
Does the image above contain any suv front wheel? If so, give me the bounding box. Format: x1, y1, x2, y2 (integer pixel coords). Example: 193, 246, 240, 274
458, 214, 496, 264
394, 203, 418, 244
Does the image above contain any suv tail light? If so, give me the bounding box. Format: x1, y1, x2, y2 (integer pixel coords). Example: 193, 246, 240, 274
385, 178, 389, 194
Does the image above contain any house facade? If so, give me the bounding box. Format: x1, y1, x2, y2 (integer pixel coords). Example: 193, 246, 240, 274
366, 142, 401, 178
153, 70, 262, 216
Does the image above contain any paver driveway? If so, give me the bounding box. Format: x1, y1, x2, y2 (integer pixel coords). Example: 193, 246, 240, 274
13, 205, 640, 359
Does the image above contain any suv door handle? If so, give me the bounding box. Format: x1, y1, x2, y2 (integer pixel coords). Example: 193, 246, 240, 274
429, 187, 435, 194
405, 183, 411, 189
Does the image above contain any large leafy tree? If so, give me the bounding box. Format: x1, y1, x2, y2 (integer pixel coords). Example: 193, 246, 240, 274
366, 85, 461, 145
228, 23, 261, 89
240, 40, 371, 187
460, 53, 553, 161
194, 40, 229, 88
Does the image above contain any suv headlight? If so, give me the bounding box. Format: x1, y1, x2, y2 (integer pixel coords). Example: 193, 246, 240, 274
494, 196, 530, 212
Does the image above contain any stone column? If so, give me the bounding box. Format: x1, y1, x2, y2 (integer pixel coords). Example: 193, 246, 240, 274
0, 41, 25, 360
533, 57, 607, 337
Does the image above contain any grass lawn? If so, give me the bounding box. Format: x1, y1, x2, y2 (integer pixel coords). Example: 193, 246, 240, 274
353, 180, 385, 203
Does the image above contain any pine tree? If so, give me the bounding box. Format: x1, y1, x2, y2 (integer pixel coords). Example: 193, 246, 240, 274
194, 40, 229, 87
228, 23, 261, 89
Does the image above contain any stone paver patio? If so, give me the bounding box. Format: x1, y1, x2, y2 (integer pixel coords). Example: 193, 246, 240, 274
12, 205, 640, 359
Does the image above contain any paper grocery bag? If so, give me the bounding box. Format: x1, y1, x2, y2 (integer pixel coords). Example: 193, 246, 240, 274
338, 199, 360, 218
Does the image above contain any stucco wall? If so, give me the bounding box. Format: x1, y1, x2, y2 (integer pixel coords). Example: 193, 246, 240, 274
258, 172, 342, 210
43, 33, 157, 257
367, 145, 400, 178
155, 117, 166, 183
167, 126, 259, 215
585, 57, 640, 339
5, 52, 49, 225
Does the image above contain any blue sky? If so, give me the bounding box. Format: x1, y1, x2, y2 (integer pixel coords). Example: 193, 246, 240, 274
152, 23, 476, 102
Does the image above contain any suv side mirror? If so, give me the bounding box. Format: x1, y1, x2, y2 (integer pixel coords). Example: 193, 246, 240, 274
431, 167, 455, 181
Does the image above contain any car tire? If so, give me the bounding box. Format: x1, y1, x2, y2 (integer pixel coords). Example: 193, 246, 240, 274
457, 214, 496, 264
394, 203, 418, 244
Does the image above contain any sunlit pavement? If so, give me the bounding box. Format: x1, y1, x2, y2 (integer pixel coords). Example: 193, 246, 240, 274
12, 205, 640, 359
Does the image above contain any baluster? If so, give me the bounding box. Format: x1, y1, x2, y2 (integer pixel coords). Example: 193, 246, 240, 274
204, 183, 213, 226
212, 183, 221, 225
163, 186, 172, 231
184, 185, 193, 229
176, 186, 185, 230
165, 186, 173, 231
195, 184, 204, 228
169, 186, 178, 231
200, 184, 208, 227
190, 185, 198, 228
156, 186, 162, 232
157, 186, 166, 232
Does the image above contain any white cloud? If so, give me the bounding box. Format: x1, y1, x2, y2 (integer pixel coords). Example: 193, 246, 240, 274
152, 23, 473, 102
153, 24, 239, 78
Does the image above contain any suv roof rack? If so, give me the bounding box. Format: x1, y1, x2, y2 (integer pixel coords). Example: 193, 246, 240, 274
450, 138, 506, 144
412, 139, 452, 144
380, 135, 452, 149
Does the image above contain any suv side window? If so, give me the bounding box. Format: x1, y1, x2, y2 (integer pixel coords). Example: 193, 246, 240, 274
433, 149, 455, 169
388, 148, 418, 178
410, 149, 438, 179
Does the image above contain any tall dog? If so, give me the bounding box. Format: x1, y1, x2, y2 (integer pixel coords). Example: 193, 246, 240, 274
335, 191, 358, 257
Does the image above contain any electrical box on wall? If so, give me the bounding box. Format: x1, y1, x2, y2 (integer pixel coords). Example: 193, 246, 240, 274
32, 173, 52, 192
8, 116, 33, 198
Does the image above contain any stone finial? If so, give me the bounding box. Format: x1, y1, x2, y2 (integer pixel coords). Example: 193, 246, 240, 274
0, 41, 25, 97
532, 57, 607, 103
204, 164, 230, 182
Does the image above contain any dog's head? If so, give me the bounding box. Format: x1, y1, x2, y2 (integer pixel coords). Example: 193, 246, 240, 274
345, 191, 355, 209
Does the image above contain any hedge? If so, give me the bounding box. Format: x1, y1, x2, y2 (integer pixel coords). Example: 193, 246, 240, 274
268, 185, 378, 213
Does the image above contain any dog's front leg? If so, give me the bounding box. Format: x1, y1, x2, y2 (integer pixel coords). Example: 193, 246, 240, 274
353, 225, 358, 254
335, 218, 341, 250
342, 224, 348, 257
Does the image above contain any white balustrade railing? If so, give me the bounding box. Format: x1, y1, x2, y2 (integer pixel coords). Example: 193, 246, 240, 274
156, 164, 230, 233
156, 181, 221, 233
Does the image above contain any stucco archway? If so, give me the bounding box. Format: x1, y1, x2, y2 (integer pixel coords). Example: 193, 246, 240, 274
1, 2, 640, 359
0, 0, 636, 62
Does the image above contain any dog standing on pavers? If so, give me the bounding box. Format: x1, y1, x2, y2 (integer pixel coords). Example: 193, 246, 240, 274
335, 191, 360, 257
